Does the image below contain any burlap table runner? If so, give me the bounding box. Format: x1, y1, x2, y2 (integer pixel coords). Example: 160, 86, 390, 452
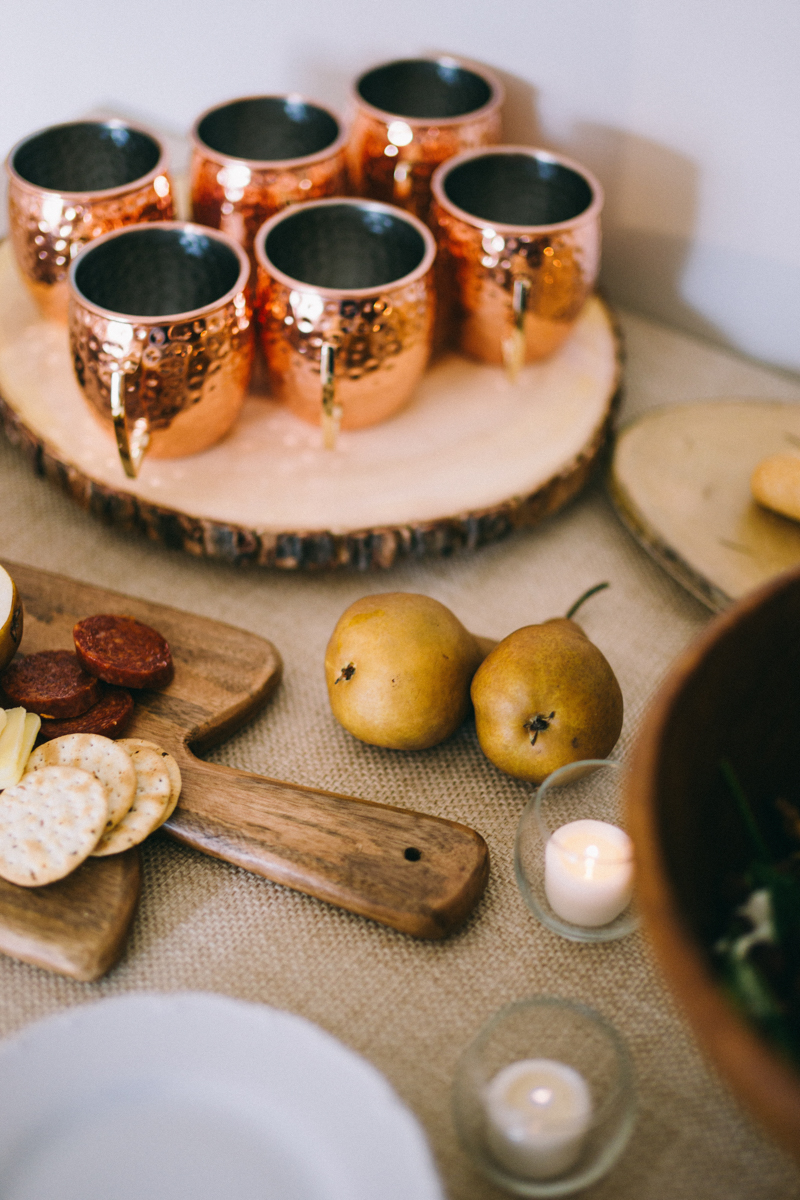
1, 308, 799, 1198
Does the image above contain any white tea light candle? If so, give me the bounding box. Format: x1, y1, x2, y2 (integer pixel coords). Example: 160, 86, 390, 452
544, 819, 633, 927
485, 1058, 593, 1179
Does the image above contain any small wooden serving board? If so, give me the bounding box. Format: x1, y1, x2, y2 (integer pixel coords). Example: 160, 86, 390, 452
610, 401, 800, 611
0, 560, 490, 980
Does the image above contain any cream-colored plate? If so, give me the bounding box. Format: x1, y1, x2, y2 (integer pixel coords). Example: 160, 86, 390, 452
0, 240, 619, 568
610, 400, 800, 610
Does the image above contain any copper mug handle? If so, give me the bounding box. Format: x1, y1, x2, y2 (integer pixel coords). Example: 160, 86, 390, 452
392, 160, 413, 206
501, 276, 530, 383
320, 342, 343, 450
110, 367, 150, 479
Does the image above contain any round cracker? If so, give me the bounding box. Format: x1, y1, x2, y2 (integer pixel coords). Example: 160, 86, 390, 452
91, 742, 172, 856
0, 765, 109, 886
117, 738, 181, 828
26, 733, 136, 830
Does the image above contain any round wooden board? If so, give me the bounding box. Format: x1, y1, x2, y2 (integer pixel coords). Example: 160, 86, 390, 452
610, 400, 800, 611
0, 241, 620, 570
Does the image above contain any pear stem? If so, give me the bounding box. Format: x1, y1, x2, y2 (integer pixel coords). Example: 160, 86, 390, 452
565, 582, 610, 621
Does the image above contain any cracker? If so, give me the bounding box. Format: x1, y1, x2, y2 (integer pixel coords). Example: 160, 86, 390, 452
751, 453, 800, 522
0, 765, 109, 886
91, 742, 172, 856
26, 733, 136, 830
117, 738, 181, 827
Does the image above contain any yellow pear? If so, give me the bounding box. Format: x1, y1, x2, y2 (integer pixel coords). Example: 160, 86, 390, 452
471, 605, 623, 783
325, 592, 488, 750
0, 565, 23, 675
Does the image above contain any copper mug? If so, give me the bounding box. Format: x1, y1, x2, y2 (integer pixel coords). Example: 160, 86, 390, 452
255, 198, 436, 447
346, 56, 503, 221
191, 95, 348, 263
6, 119, 174, 321
68, 221, 253, 478
430, 146, 604, 373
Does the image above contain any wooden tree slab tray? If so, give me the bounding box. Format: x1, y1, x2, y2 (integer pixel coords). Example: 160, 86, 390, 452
0, 559, 490, 980
0, 241, 621, 569
610, 400, 800, 611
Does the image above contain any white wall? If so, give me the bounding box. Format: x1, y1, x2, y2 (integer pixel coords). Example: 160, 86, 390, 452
2, 0, 798, 375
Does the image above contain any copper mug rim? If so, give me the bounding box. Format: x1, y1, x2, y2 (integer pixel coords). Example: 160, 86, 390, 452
5, 118, 170, 202
67, 219, 251, 324
431, 144, 604, 235
190, 94, 349, 172
254, 197, 437, 301
351, 55, 504, 128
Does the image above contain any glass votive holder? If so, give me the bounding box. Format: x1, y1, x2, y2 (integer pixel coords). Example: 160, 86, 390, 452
452, 997, 636, 1196
515, 759, 638, 943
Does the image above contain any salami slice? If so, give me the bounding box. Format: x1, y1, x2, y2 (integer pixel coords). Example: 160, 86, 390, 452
1, 650, 100, 719
73, 614, 174, 690
37, 685, 134, 743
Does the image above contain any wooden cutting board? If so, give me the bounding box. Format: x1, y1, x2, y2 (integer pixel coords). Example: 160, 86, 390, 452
610, 400, 800, 611
0, 560, 490, 980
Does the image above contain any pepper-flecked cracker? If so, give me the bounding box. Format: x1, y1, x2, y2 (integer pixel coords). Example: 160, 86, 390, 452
26, 733, 137, 830
91, 742, 172, 856
0, 765, 109, 886
117, 738, 181, 828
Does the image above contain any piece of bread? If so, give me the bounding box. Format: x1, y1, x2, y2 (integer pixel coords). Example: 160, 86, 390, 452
751, 453, 800, 522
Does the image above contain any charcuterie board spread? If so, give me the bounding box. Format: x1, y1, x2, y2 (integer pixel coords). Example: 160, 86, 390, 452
0, 242, 621, 569
0, 559, 489, 980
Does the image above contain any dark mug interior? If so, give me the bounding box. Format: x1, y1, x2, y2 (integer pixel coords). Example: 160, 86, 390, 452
12, 122, 161, 194
73, 227, 242, 316
443, 153, 594, 227
197, 97, 340, 162
263, 204, 428, 290
357, 59, 492, 120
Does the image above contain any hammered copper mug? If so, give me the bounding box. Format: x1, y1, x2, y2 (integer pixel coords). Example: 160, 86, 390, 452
6, 119, 174, 321
68, 221, 253, 478
430, 146, 603, 373
255, 198, 436, 447
346, 56, 503, 221
191, 95, 348, 263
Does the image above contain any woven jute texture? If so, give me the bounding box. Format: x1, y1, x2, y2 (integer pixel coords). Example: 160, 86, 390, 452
1, 309, 800, 1198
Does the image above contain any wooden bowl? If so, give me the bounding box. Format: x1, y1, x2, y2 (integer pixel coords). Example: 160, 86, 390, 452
628, 563, 800, 1161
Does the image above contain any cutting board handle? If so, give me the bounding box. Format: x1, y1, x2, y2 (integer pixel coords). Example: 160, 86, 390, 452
4, 558, 491, 947
165, 749, 489, 939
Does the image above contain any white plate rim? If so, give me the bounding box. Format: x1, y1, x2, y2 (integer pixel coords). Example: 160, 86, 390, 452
0, 990, 444, 1200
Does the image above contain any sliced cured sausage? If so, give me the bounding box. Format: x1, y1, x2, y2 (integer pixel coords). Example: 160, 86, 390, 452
37, 685, 134, 743
1, 649, 100, 719
73, 615, 173, 690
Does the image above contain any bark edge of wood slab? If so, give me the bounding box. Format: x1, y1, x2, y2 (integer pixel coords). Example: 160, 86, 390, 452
3, 559, 489, 949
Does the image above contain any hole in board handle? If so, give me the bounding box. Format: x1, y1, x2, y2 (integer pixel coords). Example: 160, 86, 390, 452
404, 847, 422, 862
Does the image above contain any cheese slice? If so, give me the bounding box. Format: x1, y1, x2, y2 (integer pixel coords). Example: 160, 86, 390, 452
0, 710, 6, 739
0, 709, 40, 790
0, 709, 26, 789
19, 713, 40, 776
